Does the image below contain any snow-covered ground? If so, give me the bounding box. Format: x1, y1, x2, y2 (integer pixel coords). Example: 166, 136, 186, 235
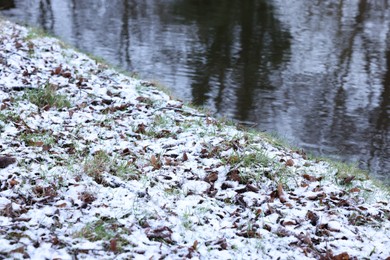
0, 19, 389, 259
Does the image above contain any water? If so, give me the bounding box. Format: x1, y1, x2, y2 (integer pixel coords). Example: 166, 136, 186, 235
1, 0, 389, 183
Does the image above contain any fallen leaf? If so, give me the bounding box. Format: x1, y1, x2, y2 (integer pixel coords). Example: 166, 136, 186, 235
281, 220, 296, 226
61, 71, 72, 78
10, 246, 25, 254
349, 187, 360, 193
52, 65, 62, 75
78, 192, 96, 204
8, 179, 19, 187
285, 159, 294, 167
52, 236, 60, 245
246, 184, 259, 193
136, 123, 146, 134
306, 210, 319, 226
56, 203, 67, 208
342, 175, 355, 184
0, 156, 16, 168
227, 169, 241, 182
191, 240, 198, 250
110, 239, 117, 252
302, 174, 321, 182
332, 252, 349, 260
300, 182, 309, 188
204, 172, 218, 183
182, 152, 188, 161
136, 96, 152, 104
68, 110, 74, 118
28, 141, 44, 147
150, 154, 161, 169
146, 226, 173, 244
42, 144, 51, 151
42, 104, 51, 111
277, 183, 287, 203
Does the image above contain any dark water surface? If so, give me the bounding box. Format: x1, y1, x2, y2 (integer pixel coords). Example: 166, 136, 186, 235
1, 0, 390, 183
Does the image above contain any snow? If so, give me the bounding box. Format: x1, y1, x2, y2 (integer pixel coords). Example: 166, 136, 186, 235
0, 18, 389, 259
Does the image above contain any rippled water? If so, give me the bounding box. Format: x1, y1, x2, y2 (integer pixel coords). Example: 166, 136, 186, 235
1, 0, 389, 183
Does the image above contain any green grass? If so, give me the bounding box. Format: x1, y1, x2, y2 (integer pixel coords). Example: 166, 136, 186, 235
84, 150, 111, 182
84, 150, 141, 183
24, 26, 52, 40
20, 131, 55, 147
110, 161, 141, 181
22, 82, 71, 109
0, 110, 22, 126
74, 218, 131, 252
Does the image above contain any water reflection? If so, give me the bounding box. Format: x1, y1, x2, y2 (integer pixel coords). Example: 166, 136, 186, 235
1, 0, 389, 183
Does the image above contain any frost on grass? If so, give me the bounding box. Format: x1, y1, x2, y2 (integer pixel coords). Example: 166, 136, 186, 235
0, 19, 389, 260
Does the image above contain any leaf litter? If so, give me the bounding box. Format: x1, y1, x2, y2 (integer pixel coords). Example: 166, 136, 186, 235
0, 19, 389, 259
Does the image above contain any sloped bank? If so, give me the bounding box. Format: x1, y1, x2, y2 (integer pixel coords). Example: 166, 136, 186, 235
0, 19, 389, 259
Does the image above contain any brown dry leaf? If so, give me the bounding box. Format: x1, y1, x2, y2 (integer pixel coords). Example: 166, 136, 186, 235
52, 236, 60, 245
42, 144, 51, 151
302, 174, 320, 182
121, 148, 131, 156
182, 152, 188, 161
146, 226, 173, 244
342, 175, 355, 184
277, 183, 287, 203
151, 154, 157, 166
192, 240, 198, 250
349, 187, 360, 193
67, 110, 74, 118
306, 210, 319, 226
56, 203, 67, 208
227, 169, 241, 182
42, 104, 51, 111
29, 141, 44, 147
358, 206, 368, 211
10, 246, 25, 254
265, 203, 275, 216
136, 123, 146, 134
78, 192, 96, 204
135, 96, 152, 104
164, 157, 172, 165
14, 41, 23, 49
246, 184, 259, 193
110, 238, 117, 252
204, 172, 218, 183
52, 65, 62, 75
285, 159, 294, 167
150, 155, 161, 170
33, 185, 58, 198
281, 220, 296, 226
8, 179, 19, 187
332, 252, 349, 260
61, 71, 72, 78
206, 117, 214, 125
0, 156, 16, 168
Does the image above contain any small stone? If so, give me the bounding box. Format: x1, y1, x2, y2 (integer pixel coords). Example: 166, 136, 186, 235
0, 156, 16, 168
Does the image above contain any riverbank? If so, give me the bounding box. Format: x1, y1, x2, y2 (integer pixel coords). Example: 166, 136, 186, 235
0, 19, 389, 259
